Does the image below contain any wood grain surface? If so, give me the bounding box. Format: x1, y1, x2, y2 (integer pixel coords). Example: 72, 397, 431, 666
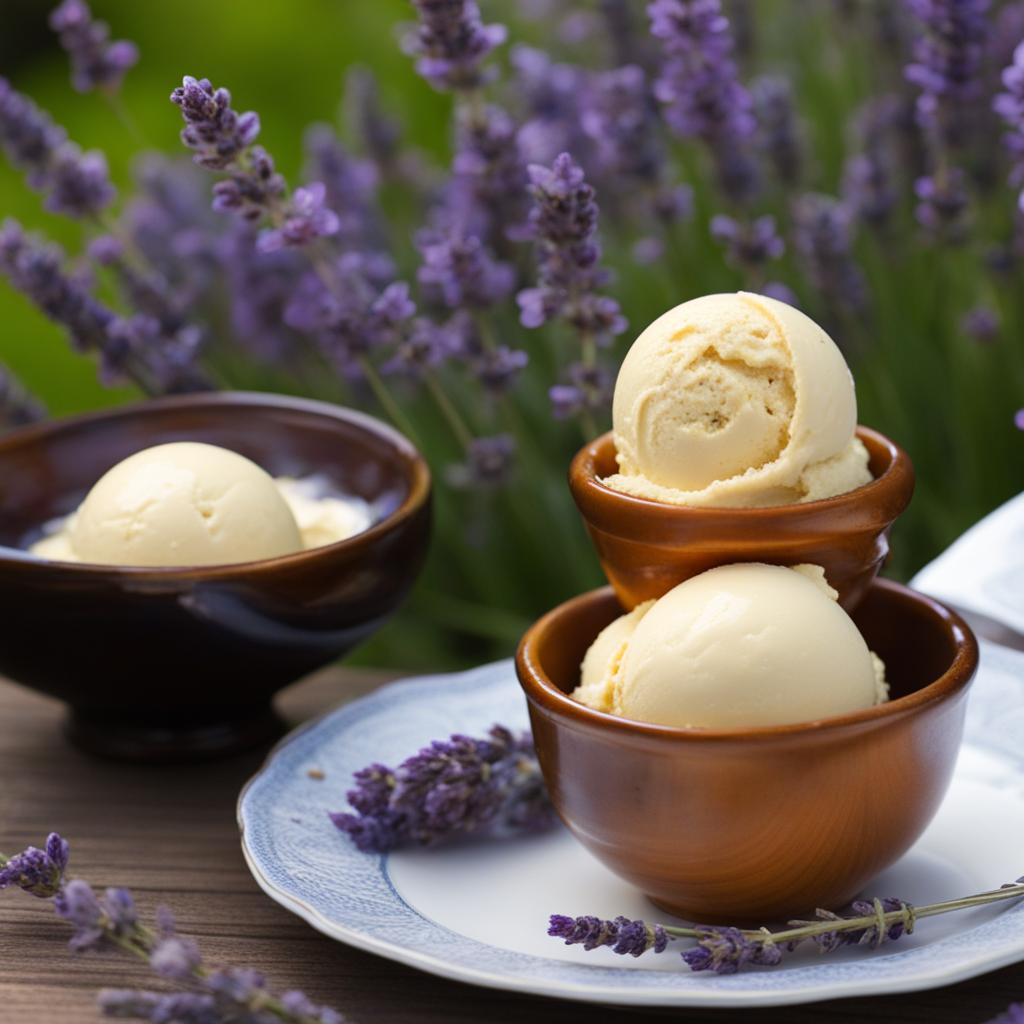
1, 669, 1021, 1024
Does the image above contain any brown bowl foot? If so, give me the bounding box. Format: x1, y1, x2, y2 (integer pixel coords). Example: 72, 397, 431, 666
66, 705, 285, 762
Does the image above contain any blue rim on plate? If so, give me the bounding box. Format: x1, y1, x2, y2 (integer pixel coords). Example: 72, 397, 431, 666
237, 655, 1024, 1008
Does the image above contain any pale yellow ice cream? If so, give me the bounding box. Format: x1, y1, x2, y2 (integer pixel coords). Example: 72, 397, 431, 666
28, 443, 372, 566
572, 564, 888, 728
603, 292, 872, 507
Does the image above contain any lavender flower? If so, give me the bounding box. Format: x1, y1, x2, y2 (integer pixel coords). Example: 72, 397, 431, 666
1016, 409, 1024, 430
49, 0, 138, 94
470, 343, 529, 394
843, 97, 903, 228
961, 304, 999, 341
405, 0, 508, 92
791, 193, 868, 316
170, 76, 260, 171
330, 724, 554, 851
452, 434, 518, 487
752, 75, 802, 185
0, 77, 68, 188
256, 182, 340, 253
344, 67, 402, 174
549, 362, 612, 420
380, 317, 454, 377
905, 0, 990, 149
0, 79, 114, 217
0, 364, 46, 428
548, 915, 669, 956
517, 153, 626, 343
761, 280, 799, 307
303, 124, 380, 248
0, 832, 68, 897
647, 0, 758, 201
4, 833, 347, 1024
417, 228, 514, 309
986, 1004, 1024, 1024
905, 0, 991, 234
995, 40, 1024, 212
710, 213, 784, 271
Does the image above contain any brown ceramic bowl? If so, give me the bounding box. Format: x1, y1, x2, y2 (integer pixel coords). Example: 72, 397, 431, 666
0, 392, 430, 761
569, 426, 914, 612
516, 579, 977, 922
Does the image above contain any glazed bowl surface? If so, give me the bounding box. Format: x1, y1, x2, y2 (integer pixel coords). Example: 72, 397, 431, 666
569, 426, 914, 612
0, 392, 431, 760
516, 579, 977, 922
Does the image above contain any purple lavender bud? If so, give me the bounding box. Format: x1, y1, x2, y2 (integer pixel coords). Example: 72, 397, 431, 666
203, 966, 266, 1003
0, 363, 46, 429
682, 926, 784, 973
0, 833, 68, 897
961, 304, 999, 341
210, 145, 286, 222
549, 362, 612, 420
710, 213, 784, 268
416, 228, 514, 309
45, 144, 116, 217
995, 41, 1024, 212
914, 168, 969, 232
170, 76, 260, 170
303, 124, 380, 243
752, 75, 801, 185
332, 725, 553, 850
49, 0, 138, 94
87, 235, 123, 266
55, 879, 105, 951
257, 181, 340, 253
0, 77, 68, 189
103, 888, 137, 935
761, 281, 798, 307
471, 344, 528, 393
647, 0, 759, 201
380, 317, 454, 378
1016, 409, 1024, 431
582, 65, 662, 186
632, 236, 665, 264
905, 0, 990, 149
405, 0, 508, 92
345, 67, 402, 174
548, 914, 670, 956
985, 1004, 1024, 1024
791, 193, 868, 315
150, 935, 202, 982
279, 990, 346, 1024
96, 989, 163, 1018
518, 153, 626, 343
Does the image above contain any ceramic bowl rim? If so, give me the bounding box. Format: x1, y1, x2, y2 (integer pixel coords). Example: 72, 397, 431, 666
569, 424, 914, 526
0, 391, 431, 579
515, 579, 978, 745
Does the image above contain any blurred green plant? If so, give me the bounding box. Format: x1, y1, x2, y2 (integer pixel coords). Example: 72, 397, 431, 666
1, 0, 1022, 670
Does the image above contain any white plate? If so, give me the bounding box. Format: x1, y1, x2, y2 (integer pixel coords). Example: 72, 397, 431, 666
238, 646, 1024, 1008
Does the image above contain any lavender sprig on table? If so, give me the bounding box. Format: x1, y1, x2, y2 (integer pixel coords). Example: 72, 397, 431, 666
551, 877, 1024, 974
1, 834, 346, 1023
330, 724, 556, 852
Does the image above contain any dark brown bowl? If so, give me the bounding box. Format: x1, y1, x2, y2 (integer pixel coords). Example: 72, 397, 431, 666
516, 579, 977, 922
569, 426, 914, 612
0, 392, 431, 761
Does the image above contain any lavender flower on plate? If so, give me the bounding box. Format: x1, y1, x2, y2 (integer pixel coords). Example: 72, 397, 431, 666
330, 724, 556, 851
1, 833, 346, 1023
551, 878, 1024, 974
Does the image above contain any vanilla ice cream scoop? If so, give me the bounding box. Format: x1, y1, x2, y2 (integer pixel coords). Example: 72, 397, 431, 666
572, 564, 887, 729
604, 292, 872, 507
68, 442, 303, 567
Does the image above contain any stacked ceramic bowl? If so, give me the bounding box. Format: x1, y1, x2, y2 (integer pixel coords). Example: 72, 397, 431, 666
516, 294, 978, 922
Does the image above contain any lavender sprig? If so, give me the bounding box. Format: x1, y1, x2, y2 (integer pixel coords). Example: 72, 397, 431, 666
404, 0, 508, 93
0, 363, 46, 429
647, 0, 758, 202
330, 724, 556, 851
995, 40, 1024, 213
791, 193, 868, 318
49, 0, 138, 95
0, 78, 115, 218
1, 834, 344, 1023
551, 877, 1024, 974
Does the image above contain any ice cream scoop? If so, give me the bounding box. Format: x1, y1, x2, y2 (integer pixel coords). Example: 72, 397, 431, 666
572, 563, 888, 728
65, 442, 304, 567
603, 292, 872, 507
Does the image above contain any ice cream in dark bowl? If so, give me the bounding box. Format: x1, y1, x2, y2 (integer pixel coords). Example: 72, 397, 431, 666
0, 392, 430, 760
518, 293, 979, 921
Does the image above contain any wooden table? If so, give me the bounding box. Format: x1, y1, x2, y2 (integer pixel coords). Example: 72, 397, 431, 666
1, 670, 1021, 1024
